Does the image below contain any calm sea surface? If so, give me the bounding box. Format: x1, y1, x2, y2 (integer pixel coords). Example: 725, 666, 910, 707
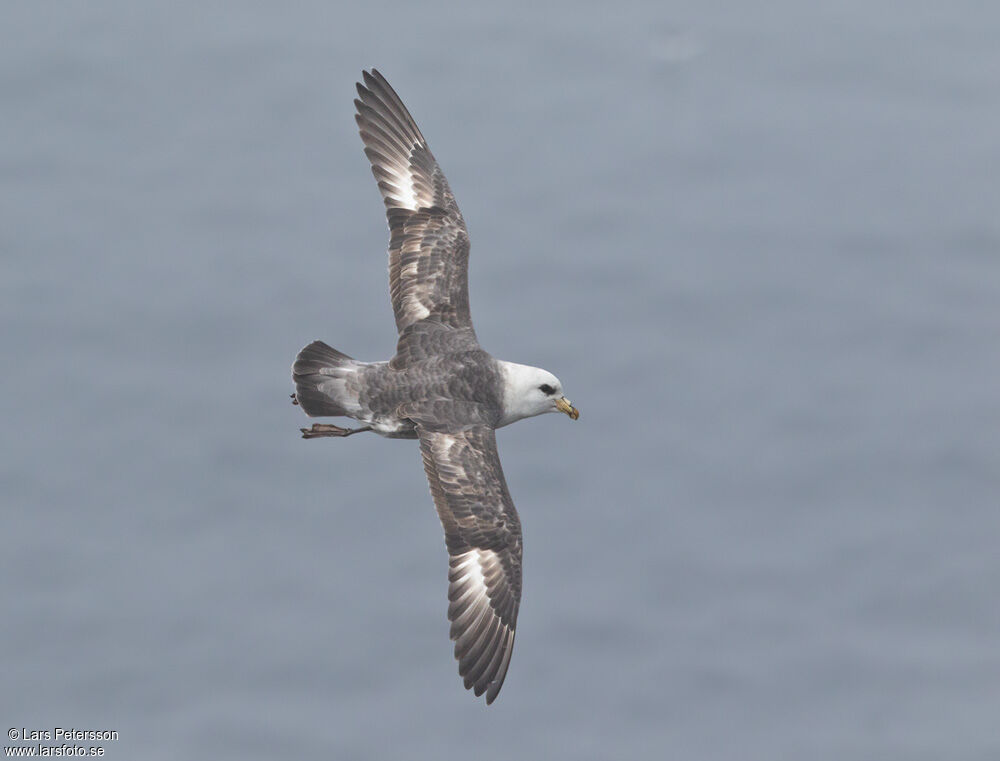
2, 2, 998, 759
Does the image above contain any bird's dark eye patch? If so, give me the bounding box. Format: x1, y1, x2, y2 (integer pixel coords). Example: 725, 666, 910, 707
539, 384, 555, 395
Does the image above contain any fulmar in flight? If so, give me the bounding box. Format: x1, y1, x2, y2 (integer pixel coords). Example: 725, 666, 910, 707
291, 69, 578, 705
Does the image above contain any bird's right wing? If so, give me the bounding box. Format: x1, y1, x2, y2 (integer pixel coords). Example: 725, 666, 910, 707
354, 69, 475, 353
416, 424, 523, 704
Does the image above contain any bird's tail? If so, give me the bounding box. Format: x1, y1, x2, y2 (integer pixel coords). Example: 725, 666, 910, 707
292, 340, 365, 418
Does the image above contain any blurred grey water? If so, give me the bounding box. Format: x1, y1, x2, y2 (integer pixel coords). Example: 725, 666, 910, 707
2, 1, 998, 759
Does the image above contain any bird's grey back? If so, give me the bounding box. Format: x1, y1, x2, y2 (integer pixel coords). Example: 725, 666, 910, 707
360, 346, 504, 427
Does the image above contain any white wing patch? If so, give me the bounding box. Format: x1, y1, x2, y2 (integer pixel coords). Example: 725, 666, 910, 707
440, 434, 456, 456
450, 549, 491, 611
379, 153, 420, 211
403, 300, 431, 322
448, 548, 516, 702
397, 234, 435, 322
449, 549, 506, 652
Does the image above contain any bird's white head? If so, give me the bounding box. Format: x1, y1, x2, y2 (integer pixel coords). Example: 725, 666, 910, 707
496, 361, 579, 427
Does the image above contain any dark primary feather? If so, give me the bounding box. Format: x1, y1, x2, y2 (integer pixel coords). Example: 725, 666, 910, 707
417, 425, 522, 704
354, 69, 476, 364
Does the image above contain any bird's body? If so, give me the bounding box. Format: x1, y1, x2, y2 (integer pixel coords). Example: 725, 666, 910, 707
295, 340, 505, 438
292, 70, 577, 705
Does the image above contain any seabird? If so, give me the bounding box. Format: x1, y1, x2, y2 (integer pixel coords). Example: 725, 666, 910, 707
291, 69, 578, 705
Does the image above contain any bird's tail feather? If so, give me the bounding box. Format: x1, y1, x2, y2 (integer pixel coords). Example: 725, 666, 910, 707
292, 340, 364, 418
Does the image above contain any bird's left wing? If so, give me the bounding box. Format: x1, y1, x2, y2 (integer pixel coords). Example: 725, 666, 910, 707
354, 69, 475, 348
416, 424, 522, 704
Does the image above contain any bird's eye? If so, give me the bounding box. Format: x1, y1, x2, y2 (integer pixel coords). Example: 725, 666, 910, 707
539, 384, 555, 395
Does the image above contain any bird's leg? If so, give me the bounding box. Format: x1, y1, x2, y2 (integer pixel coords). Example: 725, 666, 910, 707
300, 423, 373, 439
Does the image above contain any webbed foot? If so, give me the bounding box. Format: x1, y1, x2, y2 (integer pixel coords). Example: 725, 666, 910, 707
300, 423, 372, 439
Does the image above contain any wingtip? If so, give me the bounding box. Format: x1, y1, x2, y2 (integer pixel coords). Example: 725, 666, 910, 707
356, 67, 381, 100
360, 68, 383, 92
